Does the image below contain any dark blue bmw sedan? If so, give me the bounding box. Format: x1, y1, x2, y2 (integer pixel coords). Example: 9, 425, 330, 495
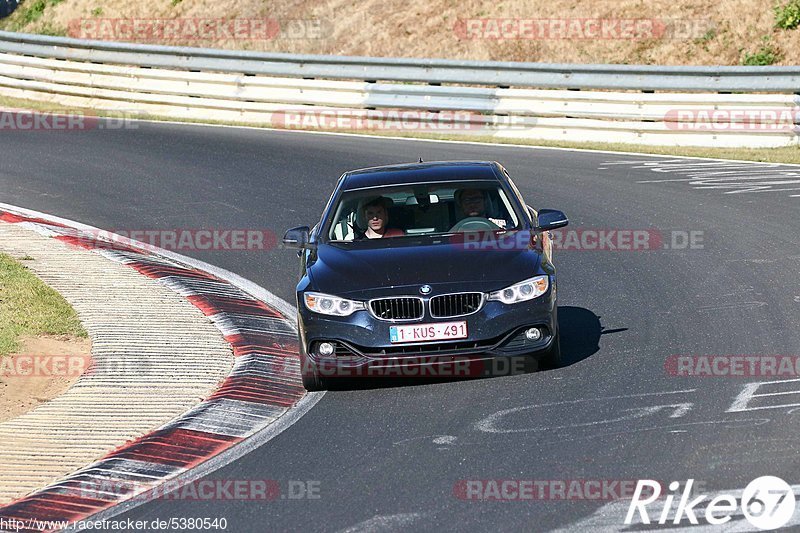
283, 161, 568, 390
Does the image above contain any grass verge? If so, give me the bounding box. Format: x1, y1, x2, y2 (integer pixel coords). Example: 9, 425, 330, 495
0, 252, 87, 356
2, 94, 800, 164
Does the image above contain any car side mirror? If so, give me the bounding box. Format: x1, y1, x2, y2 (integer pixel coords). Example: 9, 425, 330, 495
283, 226, 313, 249
535, 209, 569, 232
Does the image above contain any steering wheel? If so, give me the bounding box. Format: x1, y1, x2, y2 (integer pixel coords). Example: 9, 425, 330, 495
449, 217, 500, 232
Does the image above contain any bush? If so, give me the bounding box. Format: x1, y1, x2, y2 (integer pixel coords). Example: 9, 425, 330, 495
775, 0, 800, 29
2, 0, 63, 31
741, 38, 782, 65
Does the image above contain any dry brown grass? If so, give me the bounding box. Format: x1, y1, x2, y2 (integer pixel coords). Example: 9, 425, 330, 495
1, 0, 799, 65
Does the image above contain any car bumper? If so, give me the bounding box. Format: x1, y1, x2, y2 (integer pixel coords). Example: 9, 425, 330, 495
297, 289, 557, 377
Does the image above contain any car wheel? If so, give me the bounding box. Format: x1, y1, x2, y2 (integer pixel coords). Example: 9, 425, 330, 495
302, 371, 326, 391
541, 331, 562, 369
301, 359, 327, 391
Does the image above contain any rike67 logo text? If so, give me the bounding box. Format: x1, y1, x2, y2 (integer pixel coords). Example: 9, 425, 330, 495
625, 477, 796, 530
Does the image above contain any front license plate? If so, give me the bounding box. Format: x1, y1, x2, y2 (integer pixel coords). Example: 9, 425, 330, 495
389, 321, 468, 344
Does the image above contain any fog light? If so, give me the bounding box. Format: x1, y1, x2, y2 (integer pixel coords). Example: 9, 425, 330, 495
524, 328, 542, 342
318, 342, 335, 356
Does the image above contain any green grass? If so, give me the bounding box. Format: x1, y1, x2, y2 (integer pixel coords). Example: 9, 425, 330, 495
37, 22, 67, 36
1, 93, 799, 165
0, 0, 65, 32
740, 37, 782, 65
775, 0, 800, 29
0, 252, 87, 356
18, 0, 63, 25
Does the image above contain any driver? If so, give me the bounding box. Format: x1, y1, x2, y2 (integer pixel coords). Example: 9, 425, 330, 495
455, 188, 507, 228
358, 197, 404, 239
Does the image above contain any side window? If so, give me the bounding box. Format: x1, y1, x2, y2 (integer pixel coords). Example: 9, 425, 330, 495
329, 199, 358, 241
332, 210, 356, 241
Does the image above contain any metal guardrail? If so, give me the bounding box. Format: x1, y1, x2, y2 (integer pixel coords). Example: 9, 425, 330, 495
0, 30, 797, 148
1, 30, 800, 92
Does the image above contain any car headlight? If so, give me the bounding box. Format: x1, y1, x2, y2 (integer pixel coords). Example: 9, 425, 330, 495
304, 292, 365, 316
488, 275, 549, 304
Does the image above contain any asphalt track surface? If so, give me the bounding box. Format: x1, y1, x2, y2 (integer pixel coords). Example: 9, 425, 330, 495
2, 123, 800, 532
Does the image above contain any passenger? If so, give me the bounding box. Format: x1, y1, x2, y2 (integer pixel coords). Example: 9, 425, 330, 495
455, 188, 507, 228
359, 197, 404, 239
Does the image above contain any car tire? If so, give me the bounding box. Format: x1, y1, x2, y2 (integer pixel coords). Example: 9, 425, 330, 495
302, 371, 326, 391
540, 332, 562, 370
301, 359, 327, 391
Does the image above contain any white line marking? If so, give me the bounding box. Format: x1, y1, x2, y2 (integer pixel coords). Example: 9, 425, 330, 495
476, 390, 697, 434
728, 379, 800, 413
537, 418, 771, 447
337, 513, 423, 533
607, 159, 800, 196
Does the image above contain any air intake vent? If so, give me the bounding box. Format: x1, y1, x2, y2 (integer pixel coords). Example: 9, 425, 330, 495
430, 292, 483, 318
369, 297, 424, 320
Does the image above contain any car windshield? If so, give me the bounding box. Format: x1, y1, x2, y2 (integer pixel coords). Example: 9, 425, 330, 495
326, 181, 522, 242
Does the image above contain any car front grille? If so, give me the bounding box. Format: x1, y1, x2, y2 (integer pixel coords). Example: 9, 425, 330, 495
369, 297, 424, 320
429, 292, 484, 318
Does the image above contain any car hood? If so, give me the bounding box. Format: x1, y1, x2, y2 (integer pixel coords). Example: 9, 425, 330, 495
308, 239, 542, 298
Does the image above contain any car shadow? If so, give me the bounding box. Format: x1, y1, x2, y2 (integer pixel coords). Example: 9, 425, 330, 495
323, 305, 616, 391
558, 305, 605, 367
